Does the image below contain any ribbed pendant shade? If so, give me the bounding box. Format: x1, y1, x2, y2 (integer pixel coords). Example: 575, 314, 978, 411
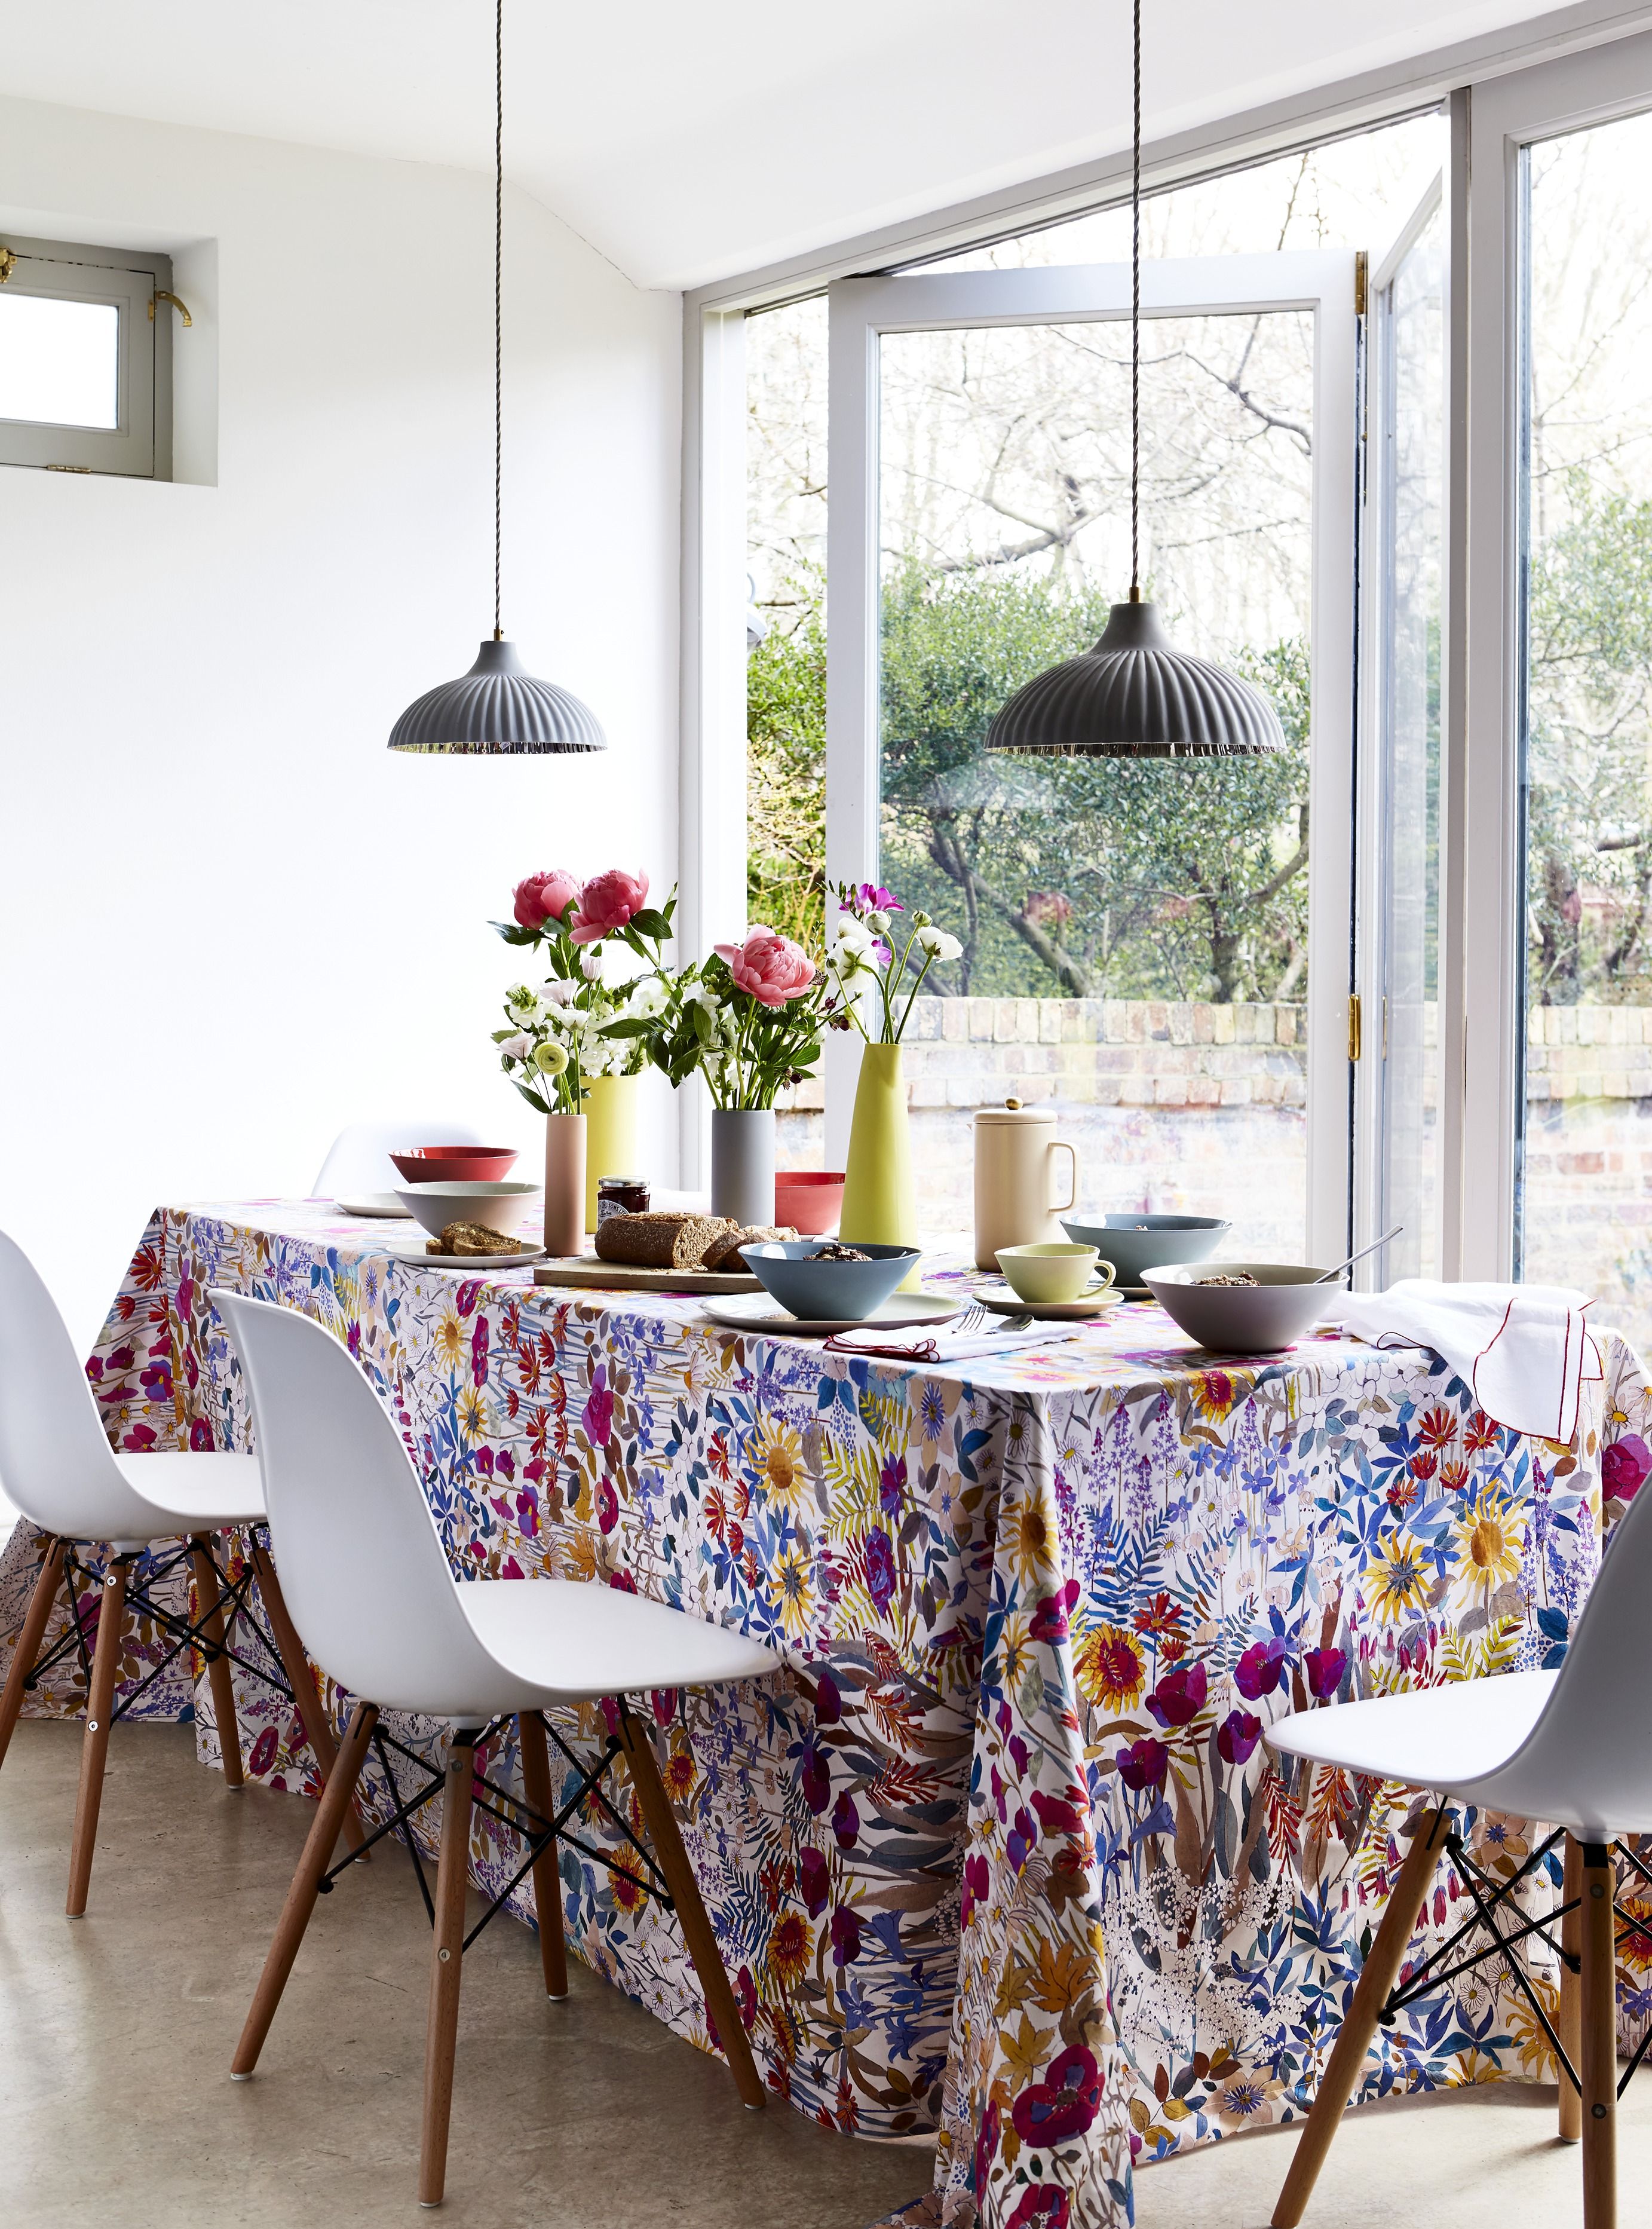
389, 638, 605, 754
987, 600, 1285, 758
388, 0, 605, 758
986, 0, 1282, 761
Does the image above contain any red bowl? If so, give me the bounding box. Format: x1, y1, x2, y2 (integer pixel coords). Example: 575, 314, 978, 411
774, 1170, 845, 1236
389, 1146, 520, 1184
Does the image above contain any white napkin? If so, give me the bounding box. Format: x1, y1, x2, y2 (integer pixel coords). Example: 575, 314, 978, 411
1319, 1279, 1601, 1442
824, 1321, 1073, 1365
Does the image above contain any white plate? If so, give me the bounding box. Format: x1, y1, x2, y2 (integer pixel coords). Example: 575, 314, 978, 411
701, 1291, 961, 1337
334, 1193, 414, 1218
385, 1245, 547, 1270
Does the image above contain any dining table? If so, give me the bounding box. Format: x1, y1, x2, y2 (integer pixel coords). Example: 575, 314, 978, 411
3, 1196, 1650, 2229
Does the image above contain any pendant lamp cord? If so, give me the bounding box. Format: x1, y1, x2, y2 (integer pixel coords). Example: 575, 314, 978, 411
493, 0, 504, 641
1130, 0, 1141, 602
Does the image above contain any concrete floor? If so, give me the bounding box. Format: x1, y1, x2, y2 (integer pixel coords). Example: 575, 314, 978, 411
0, 1721, 933, 2229
3, 1720, 1649, 2229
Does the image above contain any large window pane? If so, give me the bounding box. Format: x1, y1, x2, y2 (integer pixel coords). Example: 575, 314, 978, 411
875, 310, 1313, 1250
1518, 111, 1652, 1342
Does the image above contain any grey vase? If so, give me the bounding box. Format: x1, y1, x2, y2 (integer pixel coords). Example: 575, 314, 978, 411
710, 1109, 776, 1229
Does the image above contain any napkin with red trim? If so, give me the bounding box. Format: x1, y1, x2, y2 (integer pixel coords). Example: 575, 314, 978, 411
1319, 1279, 1600, 1443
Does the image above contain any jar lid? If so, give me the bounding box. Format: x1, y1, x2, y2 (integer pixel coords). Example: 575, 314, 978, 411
597, 1174, 649, 1186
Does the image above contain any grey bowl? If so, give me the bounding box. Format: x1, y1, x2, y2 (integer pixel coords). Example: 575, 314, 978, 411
744, 1240, 920, 1321
1061, 1213, 1230, 1288
393, 1179, 543, 1243
1142, 1262, 1331, 1354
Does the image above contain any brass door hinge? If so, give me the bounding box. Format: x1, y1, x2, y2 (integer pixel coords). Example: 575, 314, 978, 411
1354, 250, 1368, 319
0, 246, 14, 284
1348, 992, 1362, 1062
149, 289, 192, 327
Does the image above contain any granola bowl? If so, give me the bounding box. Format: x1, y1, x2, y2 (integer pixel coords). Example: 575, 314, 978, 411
1142, 1262, 1332, 1355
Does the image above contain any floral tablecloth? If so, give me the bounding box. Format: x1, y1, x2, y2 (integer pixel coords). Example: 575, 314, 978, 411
4, 1200, 1649, 2229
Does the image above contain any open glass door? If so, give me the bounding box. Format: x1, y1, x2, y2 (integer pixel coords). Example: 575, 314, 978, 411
1359, 182, 1445, 1283
826, 253, 1359, 1261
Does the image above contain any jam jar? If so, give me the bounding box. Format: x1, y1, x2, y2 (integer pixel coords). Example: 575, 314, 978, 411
596, 1175, 651, 1226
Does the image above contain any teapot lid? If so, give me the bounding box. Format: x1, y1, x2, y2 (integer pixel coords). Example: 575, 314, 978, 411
974, 1100, 1056, 1125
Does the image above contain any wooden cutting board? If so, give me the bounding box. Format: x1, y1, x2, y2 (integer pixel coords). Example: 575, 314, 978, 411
532, 1258, 761, 1294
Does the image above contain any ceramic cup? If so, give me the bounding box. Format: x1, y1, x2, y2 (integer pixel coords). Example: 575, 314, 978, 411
995, 1241, 1117, 1305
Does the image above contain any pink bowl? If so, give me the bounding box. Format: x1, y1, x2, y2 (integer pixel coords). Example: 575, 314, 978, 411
389, 1146, 520, 1184
774, 1170, 845, 1236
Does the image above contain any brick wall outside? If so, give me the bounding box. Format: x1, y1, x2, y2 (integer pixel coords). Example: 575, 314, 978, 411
775, 998, 1652, 1351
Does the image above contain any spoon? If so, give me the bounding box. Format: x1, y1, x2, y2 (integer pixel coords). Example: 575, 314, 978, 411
1313, 1225, 1404, 1286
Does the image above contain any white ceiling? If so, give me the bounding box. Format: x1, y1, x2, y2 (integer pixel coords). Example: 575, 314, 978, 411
0, 1, 1577, 289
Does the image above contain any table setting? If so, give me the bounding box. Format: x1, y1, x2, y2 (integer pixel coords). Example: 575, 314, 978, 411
5, 861, 1652, 2229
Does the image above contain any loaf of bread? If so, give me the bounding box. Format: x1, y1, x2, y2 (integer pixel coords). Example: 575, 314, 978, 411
700, 1223, 796, 1271
431, 1221, 523, 1257
594, 1211, 734, 1269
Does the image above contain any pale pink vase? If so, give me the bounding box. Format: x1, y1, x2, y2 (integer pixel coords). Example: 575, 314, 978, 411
543, 1113, 587, 1257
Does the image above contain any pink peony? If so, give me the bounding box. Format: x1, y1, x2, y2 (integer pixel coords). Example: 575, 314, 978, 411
714, 926, 817, 1007
513, 868, 579, 929
571, 868, 648, 944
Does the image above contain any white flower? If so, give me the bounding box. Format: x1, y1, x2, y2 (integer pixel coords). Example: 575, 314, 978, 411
624, 976, 668, 1020
685, 983, 721, 1014
499, 1031, 534, 1061
543, 976, 580, 1008
505, 983, 541, 1022
916, 926, 963, 963
864, 908, 891, 936
579, 948, 604, 981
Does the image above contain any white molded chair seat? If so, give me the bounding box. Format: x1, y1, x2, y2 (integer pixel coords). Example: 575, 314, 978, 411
458, 1577, 777, 1707
311, 1117, 491, 1199
111, 1452, 267, 1536
1269, 1668, 1558, 1805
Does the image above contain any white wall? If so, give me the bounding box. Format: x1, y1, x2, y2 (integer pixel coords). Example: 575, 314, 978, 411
0, 94, 682, 1344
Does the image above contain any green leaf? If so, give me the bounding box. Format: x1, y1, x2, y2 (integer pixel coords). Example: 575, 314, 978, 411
629, 907, 669, 939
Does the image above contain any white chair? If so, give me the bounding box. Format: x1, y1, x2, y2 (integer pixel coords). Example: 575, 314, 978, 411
1265, 1470, 1652, 2229
0, 1230, 278, 1915
311, 1119, 491, 1199
212, 1288, 781, 2209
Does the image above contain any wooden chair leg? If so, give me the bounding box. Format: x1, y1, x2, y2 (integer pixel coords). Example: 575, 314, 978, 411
616, 1706, 765, 2111
66, 1555, 132, 1918
419, 1727, 479, 2208
249, 1539, 367, 1856
190, 1535, 244, 1790
1580, 1840, 1618, 2229
0, 1535, 65, 1770
1560, 1833, 1583, 2143
231, 1700, 378, 2078
1272, 1802, 1452, 2227
517, 1711, 568, 2000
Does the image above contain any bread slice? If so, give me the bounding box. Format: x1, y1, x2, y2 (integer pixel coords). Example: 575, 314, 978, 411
594, 1211, 734, 1269
432, 1221, 523, 1257
700, 1223, 797, 1272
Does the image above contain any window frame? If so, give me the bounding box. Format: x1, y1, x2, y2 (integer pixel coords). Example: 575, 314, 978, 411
0, 232, 174, 479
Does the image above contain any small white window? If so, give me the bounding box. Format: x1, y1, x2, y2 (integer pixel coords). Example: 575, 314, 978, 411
0, 234, 177, 477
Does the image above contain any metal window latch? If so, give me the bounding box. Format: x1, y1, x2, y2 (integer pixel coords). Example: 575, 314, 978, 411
1354, 249, 1368, 319
1348, 993, 1362, 1063
149, 289, 192, 327
0, 246, 14, 283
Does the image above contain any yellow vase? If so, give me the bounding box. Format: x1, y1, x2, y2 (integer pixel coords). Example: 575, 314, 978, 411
839, 1042, 918, 1251
583, 1073, 640, 1232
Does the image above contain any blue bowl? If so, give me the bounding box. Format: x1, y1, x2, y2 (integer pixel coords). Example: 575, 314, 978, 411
743, 1239, 920, 1321
1060, 1213, 1230, 1288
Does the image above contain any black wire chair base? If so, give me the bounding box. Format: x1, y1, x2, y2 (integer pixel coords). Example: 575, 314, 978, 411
1380, 1823, 1652, 2105
315, 1702, 675, 1957
19, 1530, 295, 1731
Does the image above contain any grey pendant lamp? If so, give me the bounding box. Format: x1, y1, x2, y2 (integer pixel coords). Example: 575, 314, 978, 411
987, 0, 1283, 760
389, 0, 605, 755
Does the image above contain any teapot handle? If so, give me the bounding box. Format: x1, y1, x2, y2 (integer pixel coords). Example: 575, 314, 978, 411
1050, 1140, 1079, 1215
